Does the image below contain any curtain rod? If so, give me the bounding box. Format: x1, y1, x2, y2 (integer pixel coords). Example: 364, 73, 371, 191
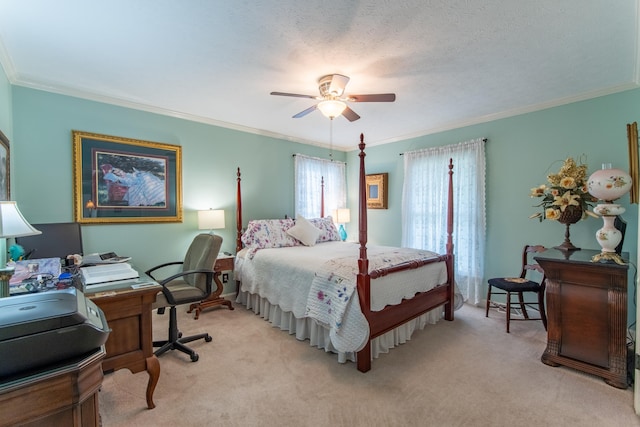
399, 138, 488, 155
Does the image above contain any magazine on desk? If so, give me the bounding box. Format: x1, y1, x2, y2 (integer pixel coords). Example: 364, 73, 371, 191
9, 258, 62, 285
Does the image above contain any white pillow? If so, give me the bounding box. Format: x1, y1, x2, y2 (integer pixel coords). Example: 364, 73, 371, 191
286, 216, 321, 246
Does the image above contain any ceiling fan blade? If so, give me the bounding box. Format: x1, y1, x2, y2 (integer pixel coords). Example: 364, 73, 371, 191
348, 93, 396, 102
271, 91, 316, 99
293, 104, 318, 118
329, 74, 350, 96
341, 106, 360, 122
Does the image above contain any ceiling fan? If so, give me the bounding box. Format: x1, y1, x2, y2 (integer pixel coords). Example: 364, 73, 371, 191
270, 74, 396, 121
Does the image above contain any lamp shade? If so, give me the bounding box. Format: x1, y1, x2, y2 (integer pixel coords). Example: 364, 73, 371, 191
317, 100, 347, 119
334, 208, 351, 224
198, 209, 225, 230
0, 201, 41, 238
587, 164, 632, 202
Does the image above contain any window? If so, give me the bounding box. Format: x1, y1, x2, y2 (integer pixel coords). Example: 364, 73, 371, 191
294, 154, 346, 218
401, 138, 486, 304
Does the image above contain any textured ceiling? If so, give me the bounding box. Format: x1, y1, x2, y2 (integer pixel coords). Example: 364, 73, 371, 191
0, 1, 638, 150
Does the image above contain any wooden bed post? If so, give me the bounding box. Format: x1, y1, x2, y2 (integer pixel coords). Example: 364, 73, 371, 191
321, 176, 325, 218
236, 167, 243, 254
444, 158, 455, 321
356, 133, 372, 373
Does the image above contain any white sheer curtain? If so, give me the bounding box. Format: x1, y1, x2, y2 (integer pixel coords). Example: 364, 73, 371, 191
294, 154, 346, 218
401, 138, 486, 305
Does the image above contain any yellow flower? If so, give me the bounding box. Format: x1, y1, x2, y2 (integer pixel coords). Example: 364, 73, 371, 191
560, 176, 576, 189
530, 185, 546, 197
552, 191, 580, 212
545, 208, 560, 220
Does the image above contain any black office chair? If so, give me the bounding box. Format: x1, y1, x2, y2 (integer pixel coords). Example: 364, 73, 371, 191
485, 244, 548, 333
146, 233, 222, 361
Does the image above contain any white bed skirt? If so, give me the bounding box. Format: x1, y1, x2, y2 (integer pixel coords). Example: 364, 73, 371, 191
236, 290, 443, 364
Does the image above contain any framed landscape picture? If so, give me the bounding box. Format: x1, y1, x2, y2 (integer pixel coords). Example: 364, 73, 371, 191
73, 131, 183, 224
0, 130, 9, 201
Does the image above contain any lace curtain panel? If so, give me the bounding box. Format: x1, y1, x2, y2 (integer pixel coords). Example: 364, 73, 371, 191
294, 154, 347, 218
401, 138, 486, 305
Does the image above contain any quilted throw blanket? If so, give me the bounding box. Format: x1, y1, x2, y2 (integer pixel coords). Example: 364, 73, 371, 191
305, 248, 440, 331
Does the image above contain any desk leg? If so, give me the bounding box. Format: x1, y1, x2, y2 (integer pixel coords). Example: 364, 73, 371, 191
187, 272, 234, 319
145, 355, 160, 409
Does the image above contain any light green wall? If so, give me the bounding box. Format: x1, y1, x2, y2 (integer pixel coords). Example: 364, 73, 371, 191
10, 86, 344, 289
0, 63, 11, 137
0, 61, 12, 177
345, 88, 639, 322
6, 71, 640, 324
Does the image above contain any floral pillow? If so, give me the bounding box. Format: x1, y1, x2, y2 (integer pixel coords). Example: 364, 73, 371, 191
241, 219, 300, 249
286, 216, 321, 246
308, 216, 341, 243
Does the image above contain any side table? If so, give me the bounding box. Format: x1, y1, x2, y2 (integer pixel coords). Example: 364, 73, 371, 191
188, 255, 235, 319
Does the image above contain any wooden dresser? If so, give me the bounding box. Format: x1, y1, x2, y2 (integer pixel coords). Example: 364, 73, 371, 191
535, 248, 629, 389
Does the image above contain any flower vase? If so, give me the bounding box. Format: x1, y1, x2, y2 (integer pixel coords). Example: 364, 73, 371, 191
554, 205, 582, 251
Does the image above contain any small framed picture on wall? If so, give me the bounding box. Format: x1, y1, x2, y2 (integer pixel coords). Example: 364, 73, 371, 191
0, 130, 9, 201
366, 173, 388, 209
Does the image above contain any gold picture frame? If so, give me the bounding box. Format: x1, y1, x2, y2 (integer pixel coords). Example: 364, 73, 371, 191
0, 130, 9, 201
366, 173, 388, 209
628, 122, 638, 204
73, 131, 183, 224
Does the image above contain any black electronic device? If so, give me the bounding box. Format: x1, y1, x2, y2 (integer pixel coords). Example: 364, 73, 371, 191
0, 288, 110, 379
15, 222, 83, 260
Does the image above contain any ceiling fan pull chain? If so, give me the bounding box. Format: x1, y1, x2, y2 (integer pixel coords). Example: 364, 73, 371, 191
329, 118, 334, 161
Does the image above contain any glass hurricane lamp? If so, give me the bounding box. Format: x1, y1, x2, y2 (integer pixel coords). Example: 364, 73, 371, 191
587, 164, 632, 264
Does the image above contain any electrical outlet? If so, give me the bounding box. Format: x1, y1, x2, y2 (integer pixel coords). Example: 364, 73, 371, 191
222, 273, 229, 283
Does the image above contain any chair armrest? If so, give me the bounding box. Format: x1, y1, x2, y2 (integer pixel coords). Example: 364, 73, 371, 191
145, 261, 184, 281
155, 268, 218, 306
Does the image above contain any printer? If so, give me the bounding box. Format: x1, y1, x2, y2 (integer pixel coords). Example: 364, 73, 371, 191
0, 288, 110, 379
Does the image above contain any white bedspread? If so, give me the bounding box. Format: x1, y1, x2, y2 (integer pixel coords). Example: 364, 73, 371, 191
235, 241, 452, 353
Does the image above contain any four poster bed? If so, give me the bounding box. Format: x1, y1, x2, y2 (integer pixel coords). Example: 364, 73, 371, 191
234, 134, 460, 372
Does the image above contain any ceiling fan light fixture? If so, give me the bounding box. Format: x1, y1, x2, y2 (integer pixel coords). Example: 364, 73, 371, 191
317, 100, 347, 119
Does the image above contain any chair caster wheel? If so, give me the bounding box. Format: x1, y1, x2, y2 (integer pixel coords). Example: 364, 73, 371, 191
191, 353, 199, 362
205, 335, 212, 342
178, 332, 183, 338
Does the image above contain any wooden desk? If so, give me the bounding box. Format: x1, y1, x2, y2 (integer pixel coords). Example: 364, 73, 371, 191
85, 278, 162, 408
188, 255, 234, 319
0, 347, 105, 427
535, 248, 629, 389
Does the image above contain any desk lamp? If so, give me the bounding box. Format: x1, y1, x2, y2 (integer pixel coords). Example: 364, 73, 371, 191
197, 209, 225, 234
0, 201, 41, 297
333, 208, 351, 241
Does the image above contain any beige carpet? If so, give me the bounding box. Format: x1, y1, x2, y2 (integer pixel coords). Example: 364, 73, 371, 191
99, 302, 638, 426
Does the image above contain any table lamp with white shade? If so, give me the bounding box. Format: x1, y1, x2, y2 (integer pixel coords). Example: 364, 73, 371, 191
198, 209, 225, 234
0, 201, 42, 297
333, 208, 351, 241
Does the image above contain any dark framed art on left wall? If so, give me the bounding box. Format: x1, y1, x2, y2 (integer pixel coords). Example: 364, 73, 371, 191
0, 130, 9, 201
